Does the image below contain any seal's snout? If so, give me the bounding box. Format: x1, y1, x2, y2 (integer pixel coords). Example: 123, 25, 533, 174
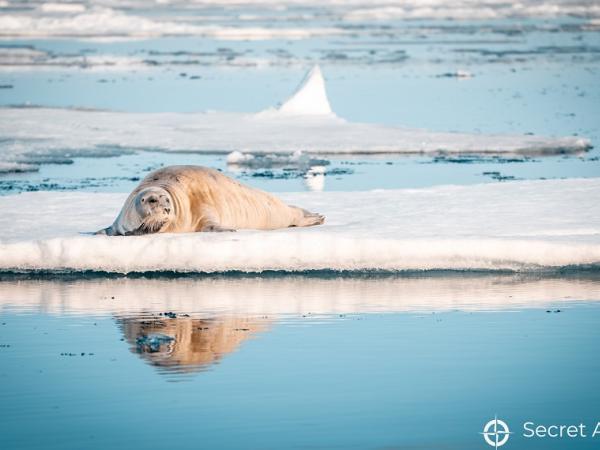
139, 191, 172, 217
142, 193, 160, 206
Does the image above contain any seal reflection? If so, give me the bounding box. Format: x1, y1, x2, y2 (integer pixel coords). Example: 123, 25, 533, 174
118, 314, 268, 376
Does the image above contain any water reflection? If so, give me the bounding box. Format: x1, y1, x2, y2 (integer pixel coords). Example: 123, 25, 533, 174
1, 273, 599, 316
304, 165, 326, 191
118, 314, 267, 375
1, 274, 599, 377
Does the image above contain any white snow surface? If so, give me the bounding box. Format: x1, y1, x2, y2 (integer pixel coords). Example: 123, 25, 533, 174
0, 178, 599, 273
0, 105, 589, 164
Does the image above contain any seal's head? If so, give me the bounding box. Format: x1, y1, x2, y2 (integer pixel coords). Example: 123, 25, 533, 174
97, 186, 175, 236
132, 187, 174, 234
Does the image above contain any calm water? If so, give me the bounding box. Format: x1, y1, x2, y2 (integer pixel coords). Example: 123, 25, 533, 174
1, 275, 600, 449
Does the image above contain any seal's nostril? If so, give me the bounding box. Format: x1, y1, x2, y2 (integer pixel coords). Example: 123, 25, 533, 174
165, 208, 171, 214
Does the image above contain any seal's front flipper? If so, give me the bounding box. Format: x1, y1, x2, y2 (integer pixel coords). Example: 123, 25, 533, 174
198, 206, 236, 232
94, 226, 118, 236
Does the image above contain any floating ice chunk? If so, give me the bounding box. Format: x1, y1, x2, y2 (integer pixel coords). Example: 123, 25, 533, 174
0, 178, 599, 273
438, 69, 473, 79
0, 161, 39, 174
226, 150, 319, 169
277, 66, 333, 116
226, 151, 254, 165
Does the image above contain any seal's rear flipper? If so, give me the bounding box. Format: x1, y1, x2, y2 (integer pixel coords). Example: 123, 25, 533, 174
298, 209, 325, 227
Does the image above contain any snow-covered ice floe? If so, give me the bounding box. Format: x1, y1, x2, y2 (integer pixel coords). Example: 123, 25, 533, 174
0, 178, 599, 274
0, 66, 590, 171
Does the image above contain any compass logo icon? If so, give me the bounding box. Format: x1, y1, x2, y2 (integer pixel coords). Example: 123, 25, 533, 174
481, 417, 511, 448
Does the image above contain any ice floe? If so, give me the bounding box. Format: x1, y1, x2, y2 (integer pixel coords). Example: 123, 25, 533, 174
0, 7, 342, 40
0, 178, 598, 273
0, 66, 590, 172
342, 2, 600, 21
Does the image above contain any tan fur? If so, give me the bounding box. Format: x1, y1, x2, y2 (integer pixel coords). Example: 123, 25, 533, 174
99, 165, 324, 235
119, 316, 268, 373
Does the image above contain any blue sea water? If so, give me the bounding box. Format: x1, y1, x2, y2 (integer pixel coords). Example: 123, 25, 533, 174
0, 276, 600, 450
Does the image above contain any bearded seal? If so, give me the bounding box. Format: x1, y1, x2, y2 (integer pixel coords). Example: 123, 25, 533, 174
96, 165, 325, 236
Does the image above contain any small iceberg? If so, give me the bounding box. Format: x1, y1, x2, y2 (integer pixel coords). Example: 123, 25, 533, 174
277, 65, 333, 116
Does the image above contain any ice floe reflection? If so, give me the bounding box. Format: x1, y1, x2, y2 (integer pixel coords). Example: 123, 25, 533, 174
1, 274, 599, 376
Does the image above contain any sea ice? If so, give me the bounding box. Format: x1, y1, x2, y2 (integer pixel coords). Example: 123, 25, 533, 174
0, 178, 598, 273
0, 7, 341, 40
0, 1, 598, 40
0, 66, 590, 172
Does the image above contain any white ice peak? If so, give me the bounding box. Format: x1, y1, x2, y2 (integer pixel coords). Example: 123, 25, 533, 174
278, 65, 333, 115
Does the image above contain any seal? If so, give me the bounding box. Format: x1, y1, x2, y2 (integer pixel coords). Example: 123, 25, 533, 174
97, 165, 325, 236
